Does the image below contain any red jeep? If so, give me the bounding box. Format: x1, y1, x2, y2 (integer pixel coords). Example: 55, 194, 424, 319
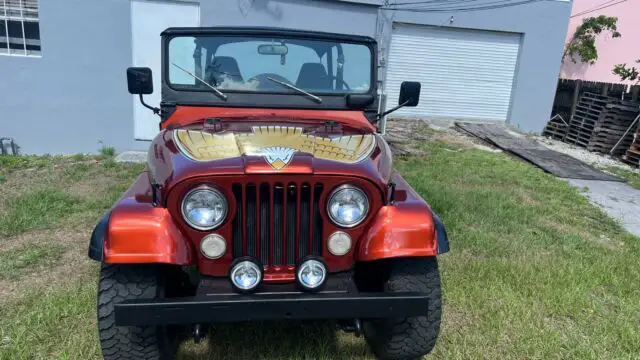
88, 27, 449, 360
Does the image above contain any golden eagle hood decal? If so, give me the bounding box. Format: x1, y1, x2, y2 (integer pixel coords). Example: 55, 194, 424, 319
173, 126, 376, 170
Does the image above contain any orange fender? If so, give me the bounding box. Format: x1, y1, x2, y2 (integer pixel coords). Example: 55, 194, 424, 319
356, 174, 448, 261
90, 172, 193, 265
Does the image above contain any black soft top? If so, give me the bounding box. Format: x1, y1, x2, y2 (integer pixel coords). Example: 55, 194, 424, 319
161, 26, 377, 44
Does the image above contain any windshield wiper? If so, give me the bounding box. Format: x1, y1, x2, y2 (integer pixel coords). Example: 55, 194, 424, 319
171, 62, 227, 101
266, 77, 322, 103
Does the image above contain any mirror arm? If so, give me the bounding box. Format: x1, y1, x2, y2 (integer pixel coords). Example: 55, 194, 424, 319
373, 99, 411, 124
139, 93, 162, 117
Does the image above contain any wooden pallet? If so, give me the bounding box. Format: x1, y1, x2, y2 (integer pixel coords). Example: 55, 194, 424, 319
624, 133, 640, 167
543, 115, 569, 140
543, 92, 639, 158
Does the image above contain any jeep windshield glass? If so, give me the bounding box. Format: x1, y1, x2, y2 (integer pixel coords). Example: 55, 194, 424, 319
167, 35, 373, 95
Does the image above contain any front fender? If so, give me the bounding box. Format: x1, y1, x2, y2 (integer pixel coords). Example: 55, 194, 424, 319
356, 173, 449, 261
87, 172, 193, 265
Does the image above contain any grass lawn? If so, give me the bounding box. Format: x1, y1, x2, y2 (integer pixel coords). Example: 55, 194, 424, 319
0, 133, 639, 359
600, 166, 640, 189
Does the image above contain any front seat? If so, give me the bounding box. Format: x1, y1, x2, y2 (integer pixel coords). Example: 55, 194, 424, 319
206, 56, 243, 86
296, 63, 332, 90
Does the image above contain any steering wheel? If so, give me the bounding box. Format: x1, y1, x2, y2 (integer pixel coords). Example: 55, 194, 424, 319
331, 76, 351, 91
247, 73, 293, 90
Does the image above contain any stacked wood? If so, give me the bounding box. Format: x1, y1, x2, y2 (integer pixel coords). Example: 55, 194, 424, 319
587, 103, 639, 155
542, 114, 569, 140
623, 128, 640, 167
545, 92, 640, 158
564, 93, 608, 147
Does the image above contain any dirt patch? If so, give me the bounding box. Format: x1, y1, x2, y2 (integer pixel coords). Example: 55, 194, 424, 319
69, 173, 120, 199
0, 228, 88, 252
0, 227, 95, 302
384, 118, 476, 157
0, 168, 62, 203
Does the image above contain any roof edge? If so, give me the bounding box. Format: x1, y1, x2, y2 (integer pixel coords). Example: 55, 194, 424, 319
160, 26, 376, 43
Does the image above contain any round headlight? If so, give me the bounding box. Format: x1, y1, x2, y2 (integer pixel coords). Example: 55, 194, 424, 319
327, 185, 369, 228
181, 187, 228, 230
297, 258, 327, 291
230, 259, 262, 292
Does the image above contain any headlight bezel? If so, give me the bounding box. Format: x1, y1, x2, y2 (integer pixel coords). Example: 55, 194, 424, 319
326, 184, 370, 228
180, 185, 228, 231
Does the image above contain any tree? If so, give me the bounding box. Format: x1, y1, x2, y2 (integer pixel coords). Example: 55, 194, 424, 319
613, 60, 640, 83
564, 15, 621, 64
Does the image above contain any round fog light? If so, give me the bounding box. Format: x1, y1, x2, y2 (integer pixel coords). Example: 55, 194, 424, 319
297, 259, 327, 291
200, 234, 226, 259
328, 231, 352, 256
230, 259, 262, 292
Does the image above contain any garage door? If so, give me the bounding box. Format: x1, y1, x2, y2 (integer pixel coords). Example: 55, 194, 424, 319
384, 24, 521, 122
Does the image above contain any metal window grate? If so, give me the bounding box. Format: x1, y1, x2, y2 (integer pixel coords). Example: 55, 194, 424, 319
0, 0, 40, 56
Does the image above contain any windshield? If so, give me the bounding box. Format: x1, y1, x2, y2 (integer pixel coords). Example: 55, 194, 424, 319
167, 35, 373, 94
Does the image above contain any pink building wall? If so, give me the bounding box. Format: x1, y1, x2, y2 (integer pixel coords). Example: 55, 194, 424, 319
560, 0, 639, 84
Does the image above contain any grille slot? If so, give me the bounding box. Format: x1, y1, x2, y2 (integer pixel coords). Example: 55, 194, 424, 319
232, 182, 323, 267
259, 183, 270, 265
231, 184, 243, 258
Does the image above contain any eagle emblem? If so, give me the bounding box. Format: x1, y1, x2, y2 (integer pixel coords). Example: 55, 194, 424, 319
260, 146, 296, 170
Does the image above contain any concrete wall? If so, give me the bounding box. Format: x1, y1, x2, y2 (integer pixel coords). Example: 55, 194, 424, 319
377, 0, 572, 132
198, 0, 379, 36
0, 0, 139, 155
560, 0, 638, 84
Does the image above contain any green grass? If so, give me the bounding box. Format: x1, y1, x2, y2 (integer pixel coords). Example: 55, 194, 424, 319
0, 282, 100, 360
0, 190, 83, 236
1, 143, 639, 359
98, 145, 116, 158
600, 166, 640, 189
0, 154, 62, 171
0, 244, 66, 280
63, 163, 92, 181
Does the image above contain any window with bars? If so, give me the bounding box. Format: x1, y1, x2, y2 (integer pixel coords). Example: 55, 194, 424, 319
0, 0, 40, 56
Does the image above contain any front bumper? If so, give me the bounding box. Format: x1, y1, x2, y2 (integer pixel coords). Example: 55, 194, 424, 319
115, 291, 429, 326
115, 273, 430, 326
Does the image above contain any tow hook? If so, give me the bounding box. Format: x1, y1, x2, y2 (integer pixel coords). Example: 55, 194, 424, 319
192, 324, 206, 343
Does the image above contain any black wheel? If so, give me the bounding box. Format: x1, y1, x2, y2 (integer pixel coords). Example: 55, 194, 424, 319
97, 264, 180, 360
361, 258, 442, 360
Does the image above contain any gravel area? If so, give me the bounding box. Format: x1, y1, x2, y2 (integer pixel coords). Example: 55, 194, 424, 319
534, 136, 639, 173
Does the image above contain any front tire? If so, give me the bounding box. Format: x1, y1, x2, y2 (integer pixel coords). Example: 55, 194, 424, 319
362, 258, 442, 360
97, 264, 179, 360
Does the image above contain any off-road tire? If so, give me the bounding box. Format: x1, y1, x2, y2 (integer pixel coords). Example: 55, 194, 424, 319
363, 258, 442, 360
97, 264, 179, 360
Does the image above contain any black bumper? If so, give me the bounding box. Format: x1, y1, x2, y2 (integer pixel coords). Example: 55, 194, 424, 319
114, 292, 429, 326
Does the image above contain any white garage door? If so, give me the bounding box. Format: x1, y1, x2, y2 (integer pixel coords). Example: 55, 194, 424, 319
384, 24, 521, 122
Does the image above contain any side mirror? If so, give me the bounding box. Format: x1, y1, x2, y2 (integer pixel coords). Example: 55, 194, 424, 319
127, 67, 153, 94
374, 81, 422, 123
398, 81, 421, 107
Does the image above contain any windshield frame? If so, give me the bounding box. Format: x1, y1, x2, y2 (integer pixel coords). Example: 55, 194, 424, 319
160, 27, 378, 112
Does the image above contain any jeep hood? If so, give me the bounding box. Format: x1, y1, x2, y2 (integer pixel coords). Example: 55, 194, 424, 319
147, 120, 393, 194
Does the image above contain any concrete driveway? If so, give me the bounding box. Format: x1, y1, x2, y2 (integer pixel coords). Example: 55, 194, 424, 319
569, 179, 640, 237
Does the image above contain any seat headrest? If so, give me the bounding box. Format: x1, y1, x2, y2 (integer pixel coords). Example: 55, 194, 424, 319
208, 56, 243, 85
296, 63, 331, 90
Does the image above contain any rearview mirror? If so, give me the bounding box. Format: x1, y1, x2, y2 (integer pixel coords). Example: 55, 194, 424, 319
257, 44, 288, 56
127, 67, 153, 95
399, 81, 421, 107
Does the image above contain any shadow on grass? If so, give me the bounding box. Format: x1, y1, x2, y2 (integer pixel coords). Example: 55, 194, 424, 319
178, 321, 371, 360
